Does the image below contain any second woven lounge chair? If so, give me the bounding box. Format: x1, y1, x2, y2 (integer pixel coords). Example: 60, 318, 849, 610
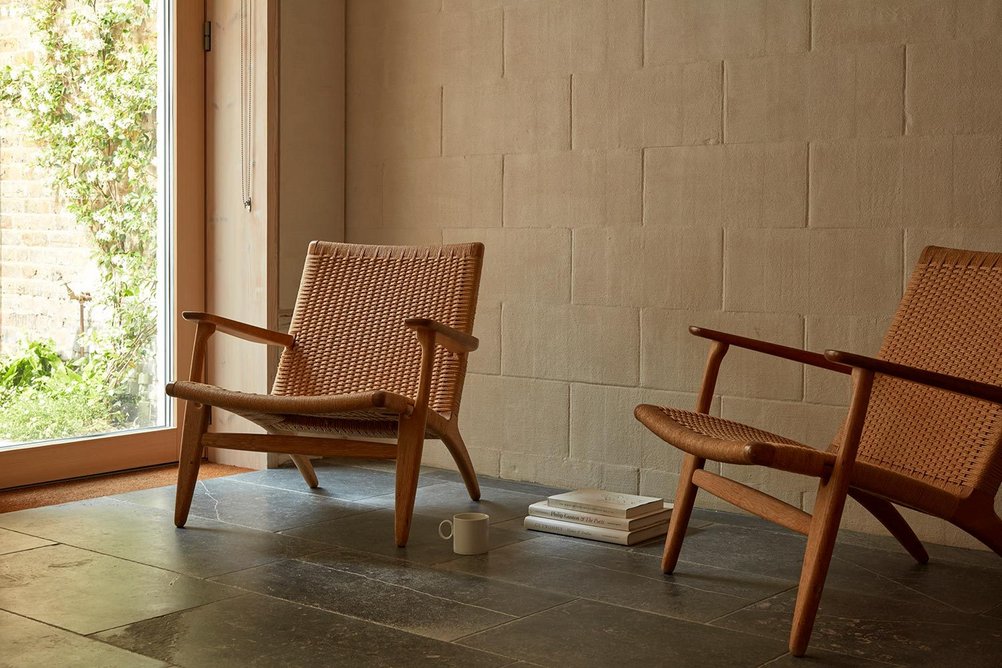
636, 246, 1002, 656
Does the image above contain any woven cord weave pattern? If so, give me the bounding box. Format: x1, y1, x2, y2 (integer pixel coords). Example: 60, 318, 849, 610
272, 242, 482, 418
657, 407, 809, 448
847, 247, 1002, 494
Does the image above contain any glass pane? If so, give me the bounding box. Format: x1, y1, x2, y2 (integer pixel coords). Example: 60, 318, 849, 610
0, 0, 169, 446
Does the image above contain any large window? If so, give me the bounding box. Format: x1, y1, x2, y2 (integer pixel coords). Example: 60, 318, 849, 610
0, 0, 204, 487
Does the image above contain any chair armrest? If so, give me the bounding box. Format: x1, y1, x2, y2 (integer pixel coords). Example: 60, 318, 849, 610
824, 350, 1002, 405
405, 318, 478, 354
182, 311, 295, 348
690, 326, 850, 375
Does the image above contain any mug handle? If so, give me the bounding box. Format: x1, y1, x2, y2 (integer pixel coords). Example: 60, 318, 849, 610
438, 519, 453, 540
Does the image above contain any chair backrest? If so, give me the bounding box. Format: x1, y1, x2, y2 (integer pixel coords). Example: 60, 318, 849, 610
853, 246, 1002, 497
272, 241, 484, 418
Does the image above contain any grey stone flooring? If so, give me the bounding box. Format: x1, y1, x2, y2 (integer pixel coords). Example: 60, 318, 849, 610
1, 459, 1000, 667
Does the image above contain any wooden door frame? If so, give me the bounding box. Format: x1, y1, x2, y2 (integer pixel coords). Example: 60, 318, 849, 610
0, 1, 205, 489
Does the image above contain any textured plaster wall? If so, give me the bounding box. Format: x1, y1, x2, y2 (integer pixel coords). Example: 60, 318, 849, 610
345, 0, 1002, 548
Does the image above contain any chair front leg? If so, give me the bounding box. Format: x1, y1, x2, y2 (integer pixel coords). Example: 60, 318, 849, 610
175, 321, 214, 528
394, 414, 426, 547
790, 368, 874, 656
662, 454, 704, 573
662, 340, 727, 573
175, 400, 210, 527
393, 327, 436, 547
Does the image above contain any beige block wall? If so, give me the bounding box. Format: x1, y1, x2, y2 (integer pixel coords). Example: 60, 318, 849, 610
346, 0, 1002, 547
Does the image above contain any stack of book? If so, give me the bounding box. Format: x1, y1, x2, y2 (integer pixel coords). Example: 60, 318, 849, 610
523, 488, 673, 546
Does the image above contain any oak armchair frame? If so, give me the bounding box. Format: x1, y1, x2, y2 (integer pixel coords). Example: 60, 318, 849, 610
168, 242, 485, 547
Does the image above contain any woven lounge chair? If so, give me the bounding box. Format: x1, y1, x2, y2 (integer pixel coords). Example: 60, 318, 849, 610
635, 246, 1002, 656
166, 241, 485, 546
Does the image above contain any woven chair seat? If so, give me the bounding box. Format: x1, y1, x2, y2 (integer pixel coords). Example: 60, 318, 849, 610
635, 404, 963, 516
168, 380, 414, 427
169, 380, 414, 416
635, 405, 835, 478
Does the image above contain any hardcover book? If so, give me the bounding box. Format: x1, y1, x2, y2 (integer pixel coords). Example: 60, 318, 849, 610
528, 500, 672, 531
546, 488, 664, 518
523, 515, 669, 546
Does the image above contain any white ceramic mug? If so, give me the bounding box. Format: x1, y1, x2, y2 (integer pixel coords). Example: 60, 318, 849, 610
438, 512, 490, 555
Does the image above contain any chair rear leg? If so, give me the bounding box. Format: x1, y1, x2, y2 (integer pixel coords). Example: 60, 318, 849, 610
790, 478, 851, 656
440, 426, 480, 501
290, 454, 319, 488
848, 488, 928, 563
953, 511, 1002, 557
393, 416, 426, 547
662, 454, 704, 574
175, 402, 210, 528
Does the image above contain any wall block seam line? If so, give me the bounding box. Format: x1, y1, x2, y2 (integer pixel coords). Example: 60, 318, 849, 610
899, 228, 907, 295
799, 313, 807, 401
501, 6, 506, 79
641, 0, 646, 69
808, 0, 814, 52
717, 226, 724, 310
635, 305, 641, 390
500, 153, 506, 228
569, 73, 574, 152
720, 59, 726, 145
568, 227, 575, 302
901, 44, 907, 137
720, 227, 727, 309
640, 146, 646, 227
805, 142, 812, 228
498, 300, 504, 377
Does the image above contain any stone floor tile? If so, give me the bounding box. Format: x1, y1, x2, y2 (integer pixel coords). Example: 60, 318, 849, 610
94, 593, 513, 668
760, 647, 901, 666
282, 507, 531, 565
300, 545, 572, 617
0, 610, 167, 668
362, 480, 547, 524
234, 459, 442, 500
459, 599, 787, 667
213, 558, 515, 641
0, 544, 238, 634
424, 469, 568, 497
0, 527, 53, 555
114, 477, 375, 532
833, 542, 1002, 614
653, 522, 941, 604
486, 532, 793, 602
438, 537, 766, 623
691, 507, 799, 535
0, 497, 324, 578
713, 586, 1002, 666
835, 528, 1002, 571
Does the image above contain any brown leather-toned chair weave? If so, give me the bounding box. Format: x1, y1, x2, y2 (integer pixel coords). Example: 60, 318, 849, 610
636, 246, 1002, 657
167, 241, 485, 546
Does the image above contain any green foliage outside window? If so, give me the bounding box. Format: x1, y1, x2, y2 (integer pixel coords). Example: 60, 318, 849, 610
0, 0, 157, 441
